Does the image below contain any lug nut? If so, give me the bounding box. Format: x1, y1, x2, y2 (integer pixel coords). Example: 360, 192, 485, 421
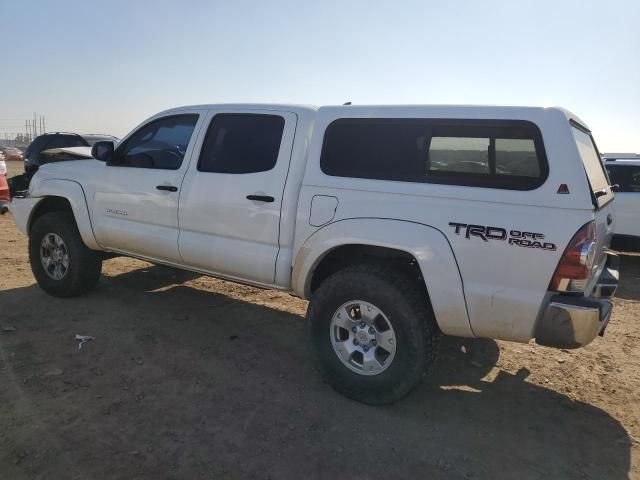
372, 339, 377, 346
352, 326, 357, 333
368, 327, 375, 335
363, 346, 369, 352
353, 339, 359, 345
360, 322, 366, 329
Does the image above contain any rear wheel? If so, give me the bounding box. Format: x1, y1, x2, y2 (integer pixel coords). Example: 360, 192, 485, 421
306, 264, 439, 405
29, 212, 102, 297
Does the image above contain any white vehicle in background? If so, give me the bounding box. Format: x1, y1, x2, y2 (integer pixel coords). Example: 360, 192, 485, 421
10, 103, 618, 404
603, 154, 640, 241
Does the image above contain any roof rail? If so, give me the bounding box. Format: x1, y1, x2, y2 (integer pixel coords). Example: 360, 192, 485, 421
41, 131, 83, 136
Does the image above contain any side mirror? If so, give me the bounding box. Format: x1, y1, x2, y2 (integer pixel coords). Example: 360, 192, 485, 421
91, 141, 114, 163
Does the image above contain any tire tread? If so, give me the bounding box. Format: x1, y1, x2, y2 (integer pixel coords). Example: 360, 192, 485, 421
29, 211, 102, 297
306, 263, 439, 404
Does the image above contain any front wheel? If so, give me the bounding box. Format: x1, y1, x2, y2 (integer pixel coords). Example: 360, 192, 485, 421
29, 211, 102, 297
306, 264, 439, 405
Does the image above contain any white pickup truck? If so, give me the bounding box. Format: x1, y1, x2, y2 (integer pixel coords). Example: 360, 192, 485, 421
10, 104, 619, 404
603, 155, 640, 242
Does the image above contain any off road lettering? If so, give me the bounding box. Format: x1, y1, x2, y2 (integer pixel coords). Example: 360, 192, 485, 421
449, 222, 556, 251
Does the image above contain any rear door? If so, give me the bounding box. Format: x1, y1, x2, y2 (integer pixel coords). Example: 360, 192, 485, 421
178, 109, 297, 285
571, 123, 615, 269
605, 163, 640, 237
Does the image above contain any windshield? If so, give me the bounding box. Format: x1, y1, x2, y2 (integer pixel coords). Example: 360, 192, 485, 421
571, 125, 612, 208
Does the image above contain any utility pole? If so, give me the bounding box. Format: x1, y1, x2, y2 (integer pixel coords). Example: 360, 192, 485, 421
33, 112, 37, 137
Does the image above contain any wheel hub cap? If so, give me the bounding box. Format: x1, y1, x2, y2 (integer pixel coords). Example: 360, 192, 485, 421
355, 329, 372, 346
40, 233, 69, 281
329, 300, 397, 376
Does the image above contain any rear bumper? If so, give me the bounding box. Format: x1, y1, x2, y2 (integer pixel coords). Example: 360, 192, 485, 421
535, 252, 618, 349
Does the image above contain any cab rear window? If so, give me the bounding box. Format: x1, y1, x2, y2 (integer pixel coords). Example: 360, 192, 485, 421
320, 119, 548, 190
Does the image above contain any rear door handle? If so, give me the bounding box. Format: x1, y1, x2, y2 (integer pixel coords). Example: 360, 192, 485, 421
156, 185, 178, 192
246, 195, 274, 203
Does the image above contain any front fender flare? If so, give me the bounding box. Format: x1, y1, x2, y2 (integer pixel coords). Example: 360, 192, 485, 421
292, 218, 473, 337
29, 179, 100, 250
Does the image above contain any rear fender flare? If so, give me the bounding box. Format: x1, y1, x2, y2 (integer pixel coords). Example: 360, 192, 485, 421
292, 218, 473, 337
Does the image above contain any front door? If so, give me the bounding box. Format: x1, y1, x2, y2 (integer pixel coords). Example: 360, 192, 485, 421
92, 112, 204, 263
178, 109, 297, 284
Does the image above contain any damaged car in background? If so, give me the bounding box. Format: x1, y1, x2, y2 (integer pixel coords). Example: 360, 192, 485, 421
0, 145, 24, 162
8, 132, 119, 197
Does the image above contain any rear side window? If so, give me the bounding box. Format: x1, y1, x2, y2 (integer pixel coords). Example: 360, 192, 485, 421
198, 114, 285, 174
320, 119, 547, 190
606, 165, 640, 192
45, 135, 88, 149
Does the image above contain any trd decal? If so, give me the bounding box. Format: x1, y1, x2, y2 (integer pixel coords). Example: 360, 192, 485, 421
449, 222, 556, 251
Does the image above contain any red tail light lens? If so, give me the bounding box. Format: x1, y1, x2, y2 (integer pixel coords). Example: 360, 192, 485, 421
549, 221, 597, 292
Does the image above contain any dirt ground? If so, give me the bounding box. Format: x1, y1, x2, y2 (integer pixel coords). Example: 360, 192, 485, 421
1, 161, 639, 480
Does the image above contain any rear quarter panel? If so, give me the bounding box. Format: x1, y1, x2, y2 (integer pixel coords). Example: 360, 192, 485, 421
294, 106, 596, 342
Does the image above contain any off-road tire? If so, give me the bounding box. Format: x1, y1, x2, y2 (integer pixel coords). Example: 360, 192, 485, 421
29, 211, 102, 297
306, 263, 439, 405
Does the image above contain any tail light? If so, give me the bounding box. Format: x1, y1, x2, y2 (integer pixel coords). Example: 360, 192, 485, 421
549, 221, 597, 293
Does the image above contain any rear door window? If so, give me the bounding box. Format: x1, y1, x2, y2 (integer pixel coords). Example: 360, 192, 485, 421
197, 114, 285, 174
571, 125, 612, 207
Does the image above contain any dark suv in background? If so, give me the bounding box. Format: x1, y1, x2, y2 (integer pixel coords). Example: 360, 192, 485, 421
24, 132, 119, 174
8, 132, 119, 197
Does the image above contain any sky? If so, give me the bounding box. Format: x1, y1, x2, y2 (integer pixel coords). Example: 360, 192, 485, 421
0, 0, 638, 151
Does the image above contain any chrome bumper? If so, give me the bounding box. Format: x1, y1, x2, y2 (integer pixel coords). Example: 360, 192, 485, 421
535, 253, 618, 349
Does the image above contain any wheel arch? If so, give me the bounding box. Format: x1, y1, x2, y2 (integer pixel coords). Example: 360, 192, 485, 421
292, 218, 474, 337
28, 180, 100, 250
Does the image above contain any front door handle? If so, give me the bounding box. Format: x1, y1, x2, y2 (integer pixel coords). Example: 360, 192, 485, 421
156, 185, 178, 192
246, 194, 274, 203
